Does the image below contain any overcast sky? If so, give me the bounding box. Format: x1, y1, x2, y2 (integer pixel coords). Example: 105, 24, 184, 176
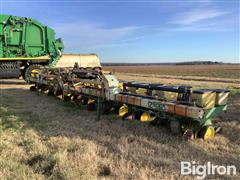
1, 0, 239, 63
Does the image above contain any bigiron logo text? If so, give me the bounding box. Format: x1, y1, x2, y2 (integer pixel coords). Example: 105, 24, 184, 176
181, 161, 237, 179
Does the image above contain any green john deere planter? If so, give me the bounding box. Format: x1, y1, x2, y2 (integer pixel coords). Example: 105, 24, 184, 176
0, 14, 64, 81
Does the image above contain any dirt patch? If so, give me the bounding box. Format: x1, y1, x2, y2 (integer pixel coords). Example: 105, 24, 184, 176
26, 154, 56, 177
98, 165, 111, 176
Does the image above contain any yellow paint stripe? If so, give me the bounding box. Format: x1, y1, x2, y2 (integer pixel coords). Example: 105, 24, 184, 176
0, 56, 50, 61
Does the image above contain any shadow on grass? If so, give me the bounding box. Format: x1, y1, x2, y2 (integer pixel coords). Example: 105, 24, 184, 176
0, 79, 27, 85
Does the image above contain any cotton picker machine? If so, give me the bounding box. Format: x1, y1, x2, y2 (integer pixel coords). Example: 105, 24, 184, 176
0, 14, 100, 81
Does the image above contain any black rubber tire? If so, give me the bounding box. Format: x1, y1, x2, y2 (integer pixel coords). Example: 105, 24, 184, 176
197, 126, 207, 138
81, 97, 89, 105
134, 111, 143, 120
47, 89, 55, 96
72, 95, 79, 102
87, 102, 96, 111
24, 64, 44, 83
63, 95, 71, 102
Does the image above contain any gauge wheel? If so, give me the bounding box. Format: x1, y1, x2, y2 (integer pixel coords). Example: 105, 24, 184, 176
140, 112, 151, 122
198, 125, 215, 140
118, 105, 128, 117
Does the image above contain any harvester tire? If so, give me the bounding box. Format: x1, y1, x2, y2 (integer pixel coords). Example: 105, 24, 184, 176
24, 64, 44, 83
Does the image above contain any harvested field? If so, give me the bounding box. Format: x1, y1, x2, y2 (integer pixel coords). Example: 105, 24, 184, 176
104, 64, 240, 79
0, 68, 240, 179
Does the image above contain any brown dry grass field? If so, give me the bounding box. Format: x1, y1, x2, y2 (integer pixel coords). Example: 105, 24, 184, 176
104, 64, 240, 79
0, 65, 240, 179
